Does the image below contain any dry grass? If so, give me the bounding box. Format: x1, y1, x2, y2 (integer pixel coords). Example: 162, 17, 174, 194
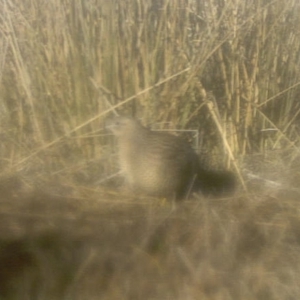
0, 178, 300, 299
0, 0, 300, 299
0, 0, 299, 177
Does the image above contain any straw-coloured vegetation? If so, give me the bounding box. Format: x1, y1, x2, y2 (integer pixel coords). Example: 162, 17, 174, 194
0, 0, 300, 299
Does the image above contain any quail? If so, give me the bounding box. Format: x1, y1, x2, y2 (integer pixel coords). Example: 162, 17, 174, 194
106, 116, 235, 199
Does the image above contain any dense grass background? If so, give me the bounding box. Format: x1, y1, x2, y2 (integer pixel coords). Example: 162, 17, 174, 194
1, 0, 300, 181
0, 0, 300, 299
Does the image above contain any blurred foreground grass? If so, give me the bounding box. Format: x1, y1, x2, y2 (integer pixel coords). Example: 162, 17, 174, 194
0, 181, 300, 299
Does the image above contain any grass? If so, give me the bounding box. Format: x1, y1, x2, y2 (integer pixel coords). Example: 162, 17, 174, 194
0, 0, 300, 298
1, 183, 300, 299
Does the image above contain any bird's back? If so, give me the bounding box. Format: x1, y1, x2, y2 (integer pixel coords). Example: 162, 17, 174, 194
107, 117, 199, 198
106, 116, 235, 199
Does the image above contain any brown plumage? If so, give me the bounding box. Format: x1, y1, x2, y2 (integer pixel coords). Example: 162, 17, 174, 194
106, 117, 235, 199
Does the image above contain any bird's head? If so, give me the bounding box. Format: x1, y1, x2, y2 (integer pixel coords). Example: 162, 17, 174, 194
106, 116, 144, 137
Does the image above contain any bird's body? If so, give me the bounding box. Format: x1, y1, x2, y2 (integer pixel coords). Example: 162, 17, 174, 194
107, 117, 235, 199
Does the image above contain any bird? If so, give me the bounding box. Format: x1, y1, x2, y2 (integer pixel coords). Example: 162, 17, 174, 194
106, 116, 235, 199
